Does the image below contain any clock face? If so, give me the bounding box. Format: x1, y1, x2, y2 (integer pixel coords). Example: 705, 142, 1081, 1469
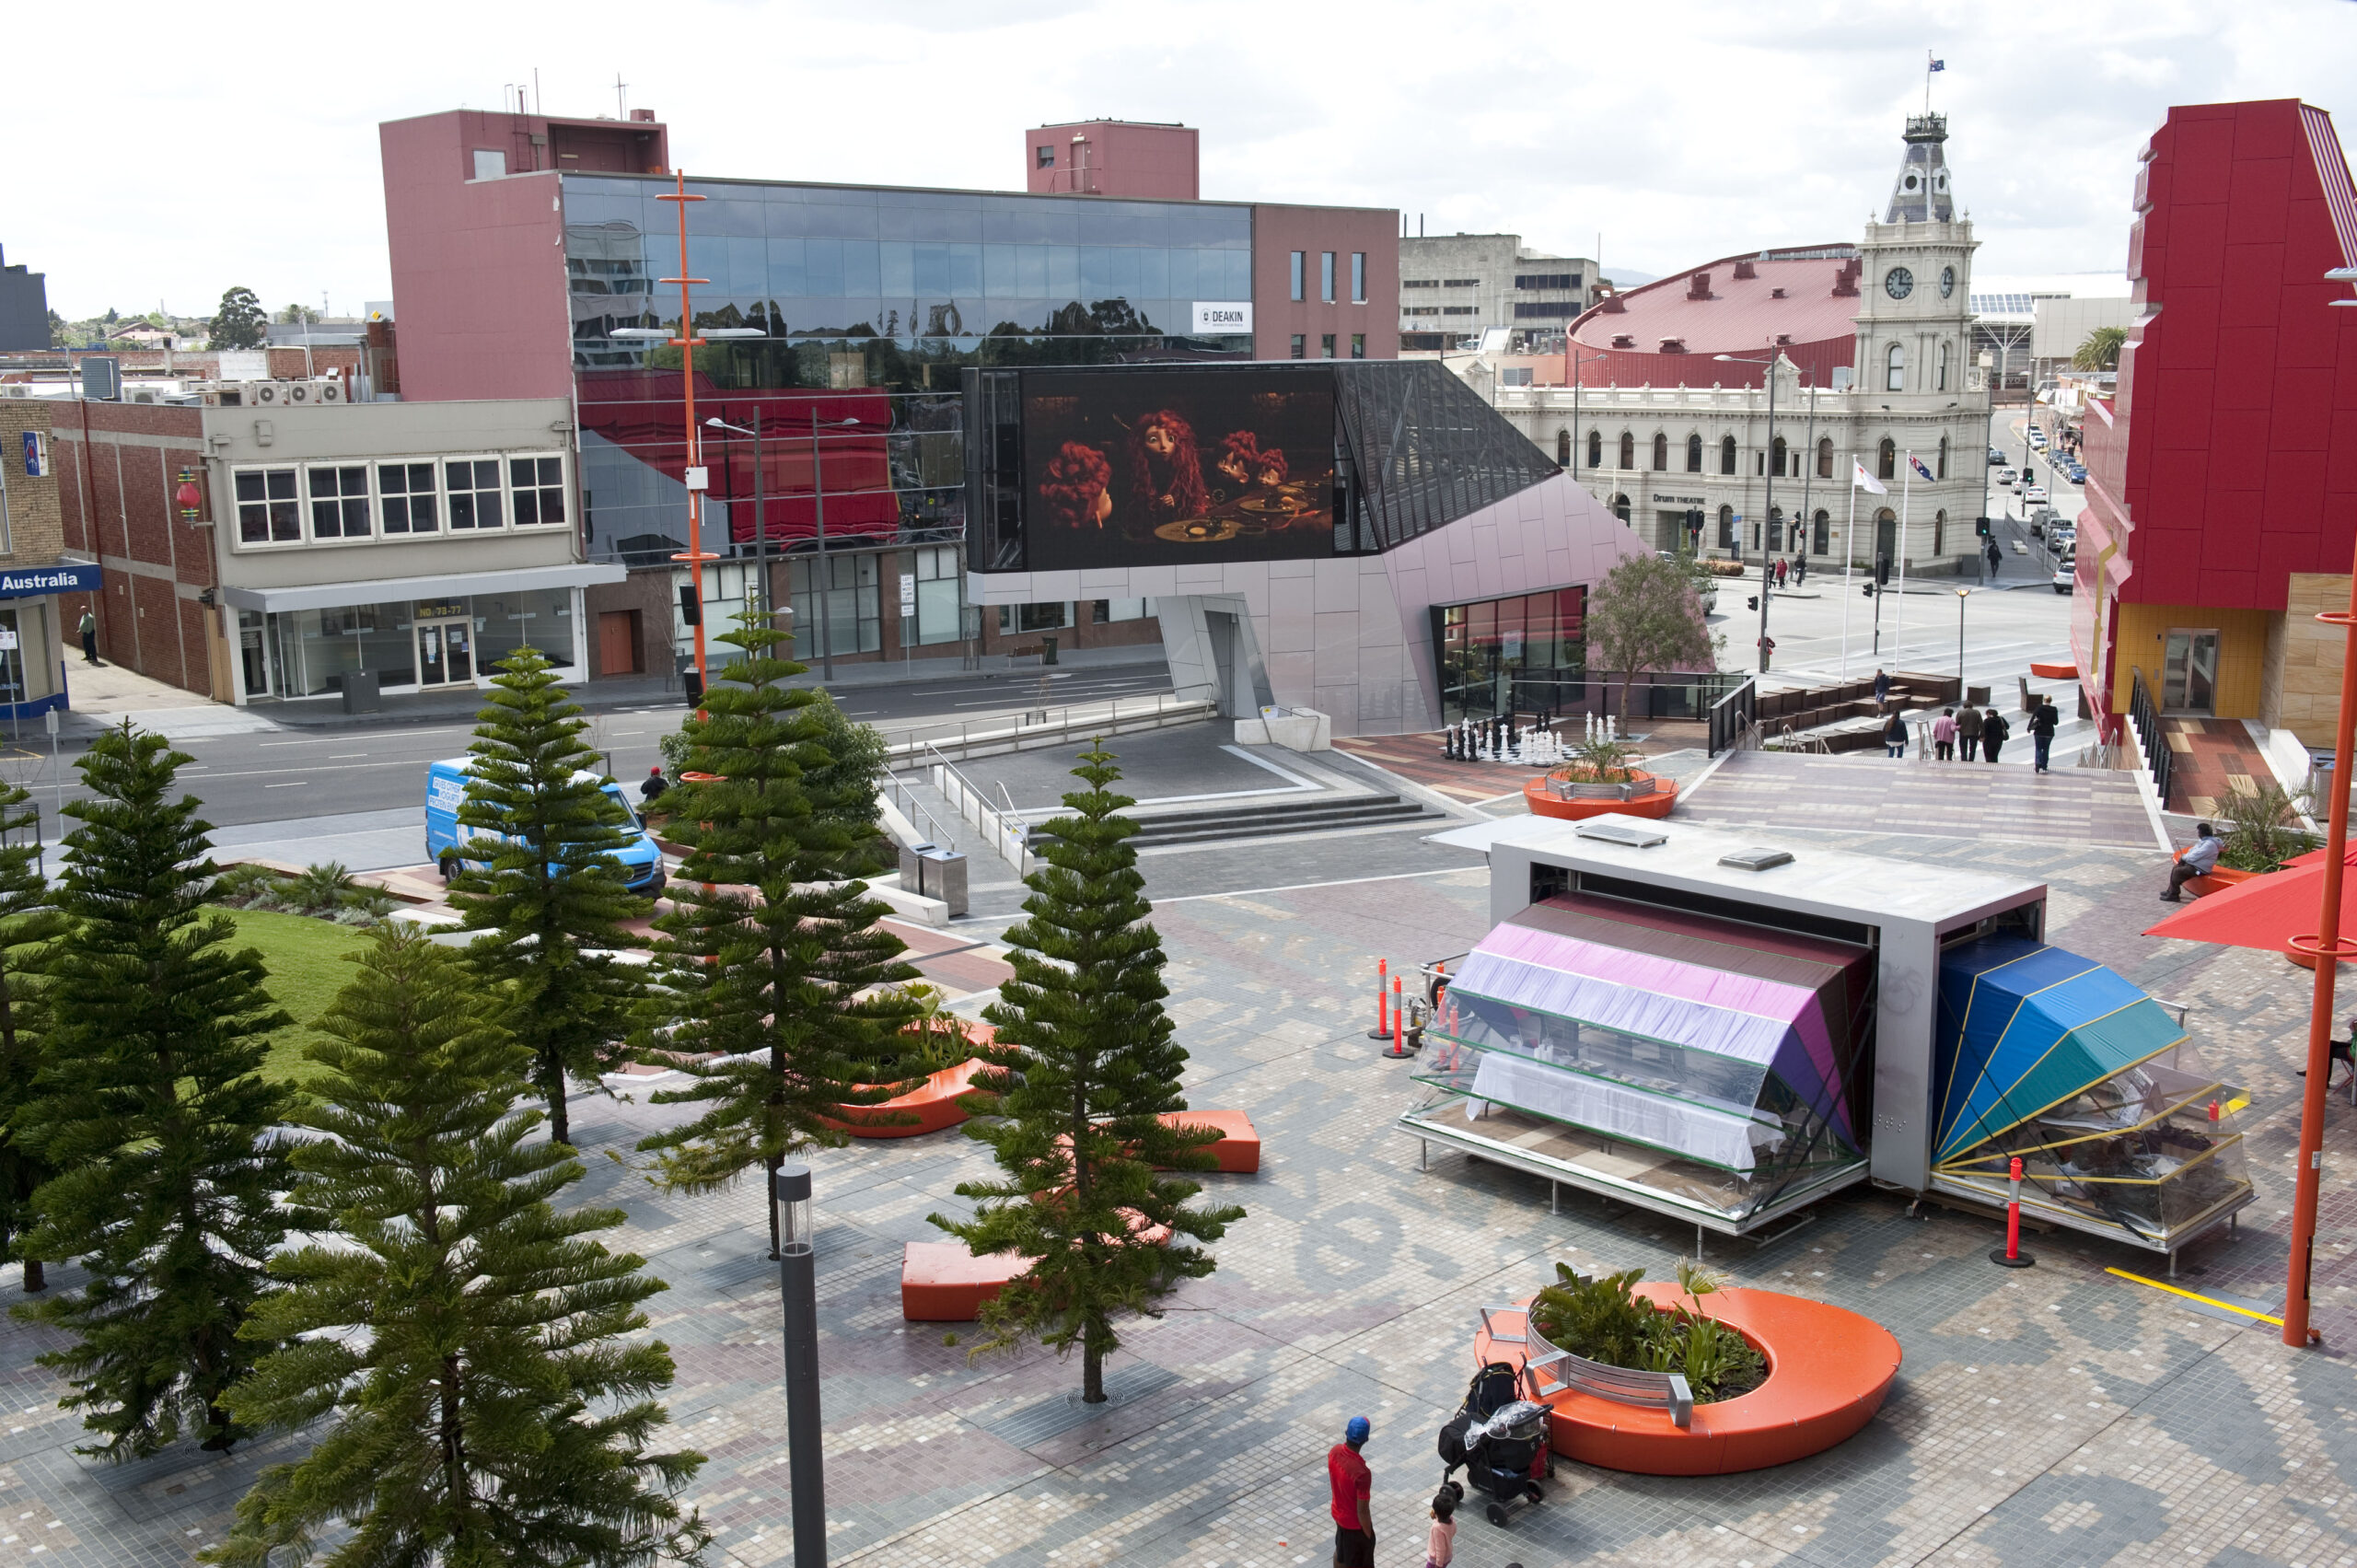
1940, 265, 1956, 298
1885, 267, 1915, 301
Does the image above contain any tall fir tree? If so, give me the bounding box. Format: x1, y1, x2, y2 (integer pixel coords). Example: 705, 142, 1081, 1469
451, 645, 649, 1146
933, 744, 1242, 1403
205, 925, 707, 1567
0, 779, 64, 1295
15, 723, 294, 1456
636, 609, 919, 1256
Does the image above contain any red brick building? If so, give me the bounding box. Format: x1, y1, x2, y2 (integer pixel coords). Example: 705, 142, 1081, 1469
49, 401, 222, 695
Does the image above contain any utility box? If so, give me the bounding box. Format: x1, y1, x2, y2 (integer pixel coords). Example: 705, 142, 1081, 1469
341, 668, 381, 714
918, 848, 969, 917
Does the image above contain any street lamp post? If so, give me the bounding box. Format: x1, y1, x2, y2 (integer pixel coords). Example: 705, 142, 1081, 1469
2282, 262, 2357, 1349
706, 409, 772, 628
773, 1163, 827, 1565
1954, 587, 1970, 690
1715, 348, 1788, 674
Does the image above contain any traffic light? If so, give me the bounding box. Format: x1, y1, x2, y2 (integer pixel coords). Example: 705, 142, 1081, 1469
1976, 516, 1991, 538
1875, 552, 1892, 587
1747, 595, 1759, 610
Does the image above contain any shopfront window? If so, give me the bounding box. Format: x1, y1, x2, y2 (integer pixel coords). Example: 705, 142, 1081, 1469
996, 601, 1071, 634
475, 588, 577, 674
789, 553, 881, 658
910, 544, 963, 645
0, 609, 24, 708
267, 602, 425, 698
1434, 587, 1587, 722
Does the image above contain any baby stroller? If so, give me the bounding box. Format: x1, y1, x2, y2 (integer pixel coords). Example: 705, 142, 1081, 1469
1437, 1361, 1553, 1527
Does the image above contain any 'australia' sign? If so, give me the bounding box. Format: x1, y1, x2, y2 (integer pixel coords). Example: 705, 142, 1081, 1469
0, 563, 103, 599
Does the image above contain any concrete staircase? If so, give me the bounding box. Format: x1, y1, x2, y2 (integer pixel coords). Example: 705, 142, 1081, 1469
1120, 793, 1442, 848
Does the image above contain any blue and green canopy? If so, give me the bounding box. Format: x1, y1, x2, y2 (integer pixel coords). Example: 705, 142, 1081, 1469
1933, 935, 2188, 1164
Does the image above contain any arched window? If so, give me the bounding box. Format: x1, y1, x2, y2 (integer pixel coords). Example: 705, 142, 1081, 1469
1812, 508, 1830, 555
1612, 493, 1631, 523
1938, 341, 1950, 392
1886, 342, 1906, 392
1720, 436, 1737, 475
1770, 507, 1785, 552
1877, 437, 1897, 481
1874, 507, 1898, 570
1687, 434, 1703, 472
1652, 432, 1668, 470
1771, 436, 1788, 477
1619, 432, 1635, 470
1587, 429, 1603, 469
1933, 509, 1946, 556
1817, 436, 1834, 479
1937, 436, 1949, 479
1556, 428, 1571, 468
1716, 504, 1736, 549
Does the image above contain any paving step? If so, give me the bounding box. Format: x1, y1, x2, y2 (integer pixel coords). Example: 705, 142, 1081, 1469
1120, 793, 1444, 847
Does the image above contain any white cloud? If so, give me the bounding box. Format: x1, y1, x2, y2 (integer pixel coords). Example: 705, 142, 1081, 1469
7, 0, 2356, 319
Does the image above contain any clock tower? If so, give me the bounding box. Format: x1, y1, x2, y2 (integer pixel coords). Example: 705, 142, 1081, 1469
1853, 113, 1979, 401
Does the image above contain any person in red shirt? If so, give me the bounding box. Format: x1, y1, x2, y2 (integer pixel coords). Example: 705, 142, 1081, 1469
1328, 1415, 1374, 1567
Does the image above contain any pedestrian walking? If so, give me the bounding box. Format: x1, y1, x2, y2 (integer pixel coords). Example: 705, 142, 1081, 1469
1957, 703, 1983, 761
2028, 694, 2060, 773
1328, 1416, 1375, 1568
1933, 706, 1957, 761
1883, 708, 1910, 759
1980, 704, 2010, 763
639, 765, 669, 806
77, 608, 99, 666
1794, 554, 1808, 587
1986, 540, 2003, 581
1873, 668, 1892, 712
2160, 822, 2222, 902
1774, 557, 1789, 588
1426, 1490, 1457, 1568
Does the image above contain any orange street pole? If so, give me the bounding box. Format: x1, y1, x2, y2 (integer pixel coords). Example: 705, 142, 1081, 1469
657, 170, 719, 697
2283, 531, 2357, 1348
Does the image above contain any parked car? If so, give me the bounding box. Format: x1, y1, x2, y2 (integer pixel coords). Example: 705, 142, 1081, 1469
2028, 429, 2048, 448
2024, 485, 2049, 505
2052, 558, 2075, 595
425, 759, 668, 893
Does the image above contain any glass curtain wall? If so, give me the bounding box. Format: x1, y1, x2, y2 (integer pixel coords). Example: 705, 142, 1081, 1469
1434, 587, 1587, 721
567, 177, 1255, 571
788, 555, 881, 658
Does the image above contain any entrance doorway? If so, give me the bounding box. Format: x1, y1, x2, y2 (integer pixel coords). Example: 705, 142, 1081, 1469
598, 610, 644, 676
2162, 630, 2219, 714
415, 618, 474, 688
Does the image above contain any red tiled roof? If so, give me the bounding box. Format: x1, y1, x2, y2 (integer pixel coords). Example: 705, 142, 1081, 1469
1572, 248, 1863, 389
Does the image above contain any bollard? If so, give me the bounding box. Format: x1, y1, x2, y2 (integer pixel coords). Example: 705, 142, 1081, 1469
1384, 977, 1416, 1059
1367, 959, 1391, 1040
1990, 1155, 2037, 1268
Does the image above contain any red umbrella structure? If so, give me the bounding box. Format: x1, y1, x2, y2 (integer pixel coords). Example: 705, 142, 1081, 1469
2143, 860, 2357, 953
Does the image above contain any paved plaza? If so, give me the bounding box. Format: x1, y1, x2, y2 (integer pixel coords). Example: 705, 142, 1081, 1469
0, 789, 2350, 1567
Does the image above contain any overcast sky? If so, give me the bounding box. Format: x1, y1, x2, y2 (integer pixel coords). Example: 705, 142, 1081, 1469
14, 0, 2357, 320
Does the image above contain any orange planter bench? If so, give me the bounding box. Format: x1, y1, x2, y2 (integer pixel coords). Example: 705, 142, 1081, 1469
1474, 1284, 1899, 1476
2027, 661, 2078, 680
820, 1054, 990, 1139
901, 1241, 1028, 1320
1525, 772, 1678, 821
1158, 1109, 1261, 1173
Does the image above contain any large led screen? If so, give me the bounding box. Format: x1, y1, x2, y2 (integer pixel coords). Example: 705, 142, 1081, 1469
1020, 369, 1334, 570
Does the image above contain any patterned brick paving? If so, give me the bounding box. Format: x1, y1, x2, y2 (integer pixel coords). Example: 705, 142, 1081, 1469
0, 832, 2347, 1565
2164, 718, 2273, 819
1682, 749, 2167, 851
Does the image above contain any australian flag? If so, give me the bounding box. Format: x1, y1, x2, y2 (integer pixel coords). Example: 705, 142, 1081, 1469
1929, 58, 1945, 72
1910, 455, 1935, 482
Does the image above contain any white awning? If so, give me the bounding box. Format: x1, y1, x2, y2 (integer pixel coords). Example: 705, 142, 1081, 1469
219, 562, 626, 615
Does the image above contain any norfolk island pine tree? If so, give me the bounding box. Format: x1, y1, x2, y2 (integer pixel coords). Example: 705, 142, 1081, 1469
15, 723, 294, 1456
204, 925, 708, 1568
0, 778, 64, 1296
932, 743, 1243, 1404
450, 645, 650, 1147
635, 609, 921, 1257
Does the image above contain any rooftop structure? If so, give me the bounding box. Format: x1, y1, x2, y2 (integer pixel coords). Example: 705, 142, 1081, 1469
1024, 120, 1199, 200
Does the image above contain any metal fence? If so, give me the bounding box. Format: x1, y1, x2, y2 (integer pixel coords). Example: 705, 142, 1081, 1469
2128, 667, 2173, 807
1707, 678, 1759, 757
875, 691, 1202, 759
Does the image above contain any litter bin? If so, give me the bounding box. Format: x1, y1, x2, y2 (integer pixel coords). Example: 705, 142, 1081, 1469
341, 668, 381, 714
899, 840, 935, 891
917, 848, 969, 918
1042, 635, 1059, 666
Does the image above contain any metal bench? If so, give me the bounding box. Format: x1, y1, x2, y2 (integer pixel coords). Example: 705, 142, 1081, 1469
1499, 1307, 1695, 1429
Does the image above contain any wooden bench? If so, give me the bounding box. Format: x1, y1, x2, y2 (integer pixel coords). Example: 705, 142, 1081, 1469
900, 1241, 1029, 1321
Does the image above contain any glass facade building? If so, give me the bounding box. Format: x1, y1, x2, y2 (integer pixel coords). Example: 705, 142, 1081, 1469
563, 177, 1257, 573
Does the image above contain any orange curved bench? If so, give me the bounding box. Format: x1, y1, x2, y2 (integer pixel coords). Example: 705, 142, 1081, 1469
1158, 1109, 1261, 1173
1475, 1284, 1899, 1475
1525, 774, 1679, 821
821, 1054, 989, 1139
901, 1241, 1028, 1320
2027, 661, 2078, 680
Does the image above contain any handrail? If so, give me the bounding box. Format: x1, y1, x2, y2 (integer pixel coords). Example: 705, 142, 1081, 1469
881, 772, 956, 853
1707, 677, 1758, 757
2128, 666, 2173, 807
874, 691, 1200, 758
1521, 1306, 1694, 1429
923, 740, 1031, 877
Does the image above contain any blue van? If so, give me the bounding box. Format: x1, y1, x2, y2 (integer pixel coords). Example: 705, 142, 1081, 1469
424, 758, 668, 894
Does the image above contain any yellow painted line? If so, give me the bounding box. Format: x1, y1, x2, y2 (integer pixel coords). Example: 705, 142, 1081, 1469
2105, 1266, 2283, 1327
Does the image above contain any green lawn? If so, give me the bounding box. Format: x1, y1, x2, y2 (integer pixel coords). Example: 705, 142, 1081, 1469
217, 908, 374, 1084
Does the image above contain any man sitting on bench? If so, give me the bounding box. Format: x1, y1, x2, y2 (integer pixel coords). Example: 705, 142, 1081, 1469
2159, 822, 2220, 902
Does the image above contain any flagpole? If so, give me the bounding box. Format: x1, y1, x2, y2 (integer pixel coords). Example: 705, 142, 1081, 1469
1840, 479, 1857, 682
1896, 453, 1913, 668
